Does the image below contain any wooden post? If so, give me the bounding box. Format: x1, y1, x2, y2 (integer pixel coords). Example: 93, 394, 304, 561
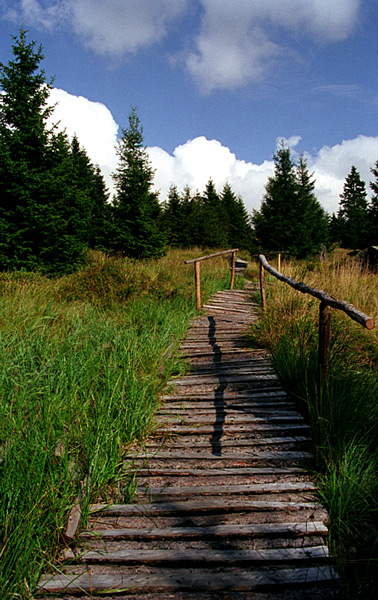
194, 260, 201, 310
230, 251, 236, 290
318, 300, 331, 394
260, 262, 266, 311
277, 252, 281, 273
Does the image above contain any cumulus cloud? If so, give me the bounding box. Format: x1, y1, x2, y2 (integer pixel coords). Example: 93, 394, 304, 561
148, 137, 274, 211
48, 88, 119, 194
308, 136, 378, 213
148, 134, 378, 216
45, 89, 378, 216
183, 0, 361, 92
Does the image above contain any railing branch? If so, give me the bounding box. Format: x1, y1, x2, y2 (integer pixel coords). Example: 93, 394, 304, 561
258, 254, 375, 394
259, 254, 375, 330
185, 249, 239, 310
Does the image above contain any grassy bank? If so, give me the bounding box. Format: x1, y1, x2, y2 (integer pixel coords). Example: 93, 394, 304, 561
247, 250, 378, 598
0, 248, 234, 598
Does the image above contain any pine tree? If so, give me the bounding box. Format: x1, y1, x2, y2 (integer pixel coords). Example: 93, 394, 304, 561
0, 29, 93, 273
368, 160, 378, 244
295, 156, 329, 257
337, 166, 369, 250
252, 144, 328, 258
221, 183, 252, 250
111, 107, 165, 258
0, 28, 54, 269
201, 178, 228, 248
163, 185, 183, 247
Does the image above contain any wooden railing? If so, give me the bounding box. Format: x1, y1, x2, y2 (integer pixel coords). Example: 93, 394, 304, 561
185, 249, 239, 310
258, 254, 375, 391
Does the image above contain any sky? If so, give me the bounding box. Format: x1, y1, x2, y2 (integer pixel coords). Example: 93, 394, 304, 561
0, 0, 377, 215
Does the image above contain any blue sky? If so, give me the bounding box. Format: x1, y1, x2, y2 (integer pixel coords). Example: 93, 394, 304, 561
0, 0, 377, 214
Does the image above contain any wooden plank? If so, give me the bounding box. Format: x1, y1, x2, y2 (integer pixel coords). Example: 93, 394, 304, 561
38, 565, 337, 593
135, 466, 305, 477
62, 497, 81, 543
157, 402, 296, 412
203, 304, 253, 314
154, 423, 311, 434
126, 451, 313, 461
81, 521, 328, 540
63, 545, 329, 564
146, 436, 311, 448
158, 415, 305, 425
137, 481, 316, 497
136, 481, 317, 496
88, 499, 322, 516
161, 389, 288, 401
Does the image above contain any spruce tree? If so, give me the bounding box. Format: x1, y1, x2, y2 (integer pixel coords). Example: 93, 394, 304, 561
221, 183, 252, 250
337, 166, 369, 250
252, 144, 328, 258
252, 144, 298, 254
0, 29, 93, 273
368, 160, 378, 244
295, 156, 329, 257
201, 178, 228, 248
163, 185, 183, 248
112, 107, 165, 258
0, 28, 54, 269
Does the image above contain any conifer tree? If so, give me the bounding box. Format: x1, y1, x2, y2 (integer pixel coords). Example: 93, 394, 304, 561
112, 106, 165, 258
337, 166, 369, 249
0, 28, 55, 269
252, 144, 328, 258
163, 185, 183, 247
0, 29, 93, 272
368, 160, 378, 244
201, 178, 228, 248
295, 156, 329, 256
221, 183, 252, 250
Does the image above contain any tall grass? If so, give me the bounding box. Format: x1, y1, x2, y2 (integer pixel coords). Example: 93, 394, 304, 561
0, 248, 234, 598
247, 250, 378, 598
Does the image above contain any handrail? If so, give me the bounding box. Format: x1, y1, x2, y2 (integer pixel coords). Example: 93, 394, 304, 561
258, 254, 375, 391
185, 249, 239, 310
259, 255, 375, 330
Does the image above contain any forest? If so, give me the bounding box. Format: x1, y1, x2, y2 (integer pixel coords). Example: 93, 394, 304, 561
1, 29, 378, 276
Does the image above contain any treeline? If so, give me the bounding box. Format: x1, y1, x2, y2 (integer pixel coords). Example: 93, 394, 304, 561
162, 180, 252, 251
1, 30, 377, 275
330, 163, 378, 250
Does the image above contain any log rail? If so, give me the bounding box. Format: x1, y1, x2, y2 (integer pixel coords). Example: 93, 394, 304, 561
185, 248, 239, 310
258, 254, 375, 391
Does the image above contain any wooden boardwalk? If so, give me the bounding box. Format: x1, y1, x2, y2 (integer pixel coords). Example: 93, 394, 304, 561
39, 289, 337, 599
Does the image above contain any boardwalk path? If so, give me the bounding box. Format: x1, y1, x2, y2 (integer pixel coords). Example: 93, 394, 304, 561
39, 289, 337, 599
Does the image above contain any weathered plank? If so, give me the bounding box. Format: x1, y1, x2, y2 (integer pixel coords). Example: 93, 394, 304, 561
81, 520, 328, 540
136, 481, 317, 496
38, 565, 338, 594
63, 545, 329, 565
89, 499, 322, 516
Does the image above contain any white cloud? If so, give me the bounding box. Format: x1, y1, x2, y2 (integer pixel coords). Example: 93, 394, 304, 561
183, 0, 361, 92
148, 134, 378, 216
48, 88, 119, 194
147, 137, 274, 211
309, 135, 378, 213
45, 89, 378, 217
2, 0, 70, 29
70, 0, 188, 56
